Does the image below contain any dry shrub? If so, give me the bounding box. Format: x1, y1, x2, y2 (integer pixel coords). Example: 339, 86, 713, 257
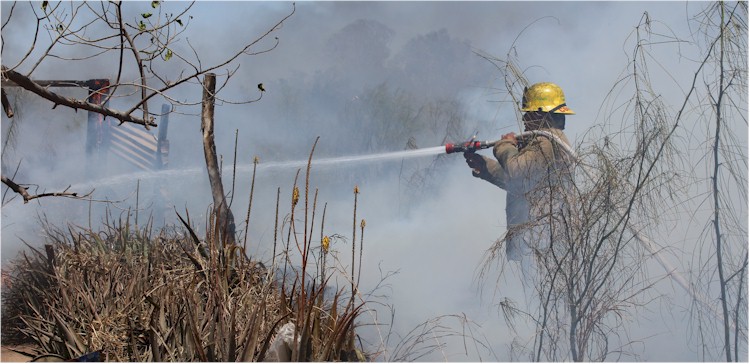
1, 208, 366, 361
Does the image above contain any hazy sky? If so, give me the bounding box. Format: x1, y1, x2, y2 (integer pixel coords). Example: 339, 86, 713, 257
2, 1, 746, 361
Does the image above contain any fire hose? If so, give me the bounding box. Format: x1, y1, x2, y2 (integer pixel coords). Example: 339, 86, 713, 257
444, 130, 574, 155
445, 130, 729, 329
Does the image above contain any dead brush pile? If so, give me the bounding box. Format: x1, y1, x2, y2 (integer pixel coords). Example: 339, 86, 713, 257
1, 210, 366, 361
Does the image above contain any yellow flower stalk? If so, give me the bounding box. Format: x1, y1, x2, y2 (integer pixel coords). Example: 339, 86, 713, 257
292, 186, 299, 206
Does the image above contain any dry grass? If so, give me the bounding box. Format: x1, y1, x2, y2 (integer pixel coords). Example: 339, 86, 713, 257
0, 211, 366, 361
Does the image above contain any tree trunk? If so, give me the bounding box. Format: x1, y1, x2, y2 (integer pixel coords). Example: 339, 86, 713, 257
201, 73, 236, 247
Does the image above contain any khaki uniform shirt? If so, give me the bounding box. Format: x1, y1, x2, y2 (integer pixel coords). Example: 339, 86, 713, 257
476, 128, 573, 261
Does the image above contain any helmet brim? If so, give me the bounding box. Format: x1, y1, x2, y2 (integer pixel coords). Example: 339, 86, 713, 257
553, 105, 575, 115
520, 105, 576, 115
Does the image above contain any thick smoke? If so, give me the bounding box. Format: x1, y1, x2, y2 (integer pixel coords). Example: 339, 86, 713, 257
2, 1, 745, 361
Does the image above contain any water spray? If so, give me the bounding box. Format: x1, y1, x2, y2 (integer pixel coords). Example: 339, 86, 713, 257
39, 131, 566, 196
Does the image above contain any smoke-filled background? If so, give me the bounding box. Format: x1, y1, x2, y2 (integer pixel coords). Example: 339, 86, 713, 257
2, 1, 747, 361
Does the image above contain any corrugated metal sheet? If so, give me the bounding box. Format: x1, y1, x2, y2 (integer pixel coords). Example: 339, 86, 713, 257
109, 123, 158, 171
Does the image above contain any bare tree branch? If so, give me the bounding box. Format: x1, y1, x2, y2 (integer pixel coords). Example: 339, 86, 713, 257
1, 88, 13, 117
114, 2, 149, 126
2, 66, 156, 127
1, 175, 89, 204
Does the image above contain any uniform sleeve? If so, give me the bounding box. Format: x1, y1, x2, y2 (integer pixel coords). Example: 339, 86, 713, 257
475, 155, 507, 189
493, 137, 556, 179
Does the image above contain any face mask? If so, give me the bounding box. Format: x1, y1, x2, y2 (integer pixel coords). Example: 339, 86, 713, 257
523, 112, 551, 131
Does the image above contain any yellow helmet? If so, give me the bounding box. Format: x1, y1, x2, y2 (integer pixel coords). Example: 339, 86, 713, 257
521, 82, 575, 115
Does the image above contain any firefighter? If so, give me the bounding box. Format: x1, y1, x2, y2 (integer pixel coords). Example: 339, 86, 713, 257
464, 82, 574, 262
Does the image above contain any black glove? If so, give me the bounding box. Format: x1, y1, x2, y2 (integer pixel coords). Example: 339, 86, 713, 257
463, 151, 488, 178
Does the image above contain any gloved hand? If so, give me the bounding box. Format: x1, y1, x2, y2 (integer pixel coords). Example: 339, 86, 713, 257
501, 132, 517, 146
463, 151, 488, 178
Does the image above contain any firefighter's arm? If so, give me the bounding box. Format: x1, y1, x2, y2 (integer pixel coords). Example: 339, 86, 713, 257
481, 155, 507, 188
494, 136, 555, 178
464, 152, 507, 189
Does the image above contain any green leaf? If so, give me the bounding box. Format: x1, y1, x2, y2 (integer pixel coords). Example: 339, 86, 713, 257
175, 18, 183, 27
165, 48, 172, 61
141, 12, 152, 19
41, 1, 48, 11
138, 20, 146, 31
151, 1, 160, 8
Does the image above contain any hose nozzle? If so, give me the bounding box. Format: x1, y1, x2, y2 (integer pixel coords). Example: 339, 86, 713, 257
444, 140, 496, 154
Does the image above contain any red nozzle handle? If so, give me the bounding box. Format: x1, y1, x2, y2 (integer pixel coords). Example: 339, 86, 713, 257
445, 140, 495, 154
